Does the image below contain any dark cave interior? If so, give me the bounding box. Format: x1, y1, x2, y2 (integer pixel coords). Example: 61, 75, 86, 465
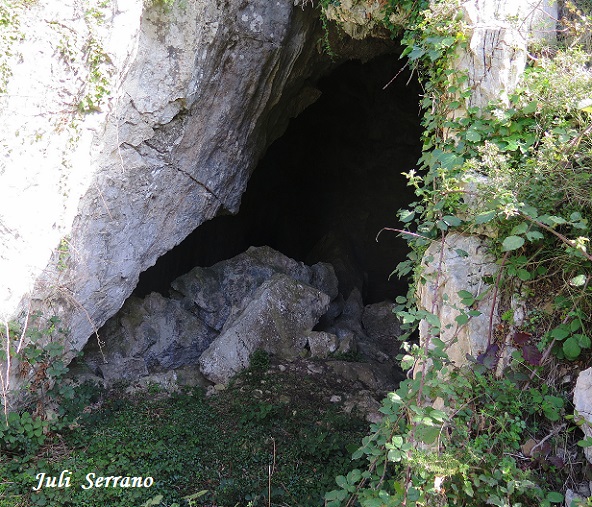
135, 53, 423, 304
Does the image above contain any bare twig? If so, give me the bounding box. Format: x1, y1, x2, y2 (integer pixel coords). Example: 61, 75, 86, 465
530, 423, 567, 455
518, 212, 592, 262
376, 227, 439, 244
16, 303, 31, 354
383, 61, 410, 90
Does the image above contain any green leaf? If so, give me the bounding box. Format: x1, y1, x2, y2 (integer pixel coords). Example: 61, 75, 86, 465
407, 46, 426, 61
570, 274, 587, 287
442, 215, 462, 227
436, 219, 449, 231
563, 337, 581, 360
347, 469, 362, 484
335, 475, 348, 489
511, 222, 529, 235
424, 313, 441, 329
502, 235, 525, 251
550, 325, 570, 340
522, 100, 538, 114
400, 209, 415, 223
578, 436, 592, 448
577, 334, 591, 349
520, 204, 538, 218
570, 211, 583, 221
547, 215, 567, 225
517, 269, 531, 281
526, 230, 544, 241
466, 129, 481, 142
546, 491, 563, 504
475, 210, 496, 224
437, 152, 464, 170
415, 423, 440, 444
141, 496, 164, 507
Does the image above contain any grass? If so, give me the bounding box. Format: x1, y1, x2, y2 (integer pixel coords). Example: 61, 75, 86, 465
0, 357, 368, 507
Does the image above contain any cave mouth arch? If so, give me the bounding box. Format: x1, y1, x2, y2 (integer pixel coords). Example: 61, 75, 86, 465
136, 53, 423, 304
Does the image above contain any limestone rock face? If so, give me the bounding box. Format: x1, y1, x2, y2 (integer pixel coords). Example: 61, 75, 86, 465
417, 233, 498, 368
1, 0, 327, 401
57, 0, 326, 356
322, 0, 390, 40
458, 0, 558, 108
198, 273, 330, 384
0, 0, 145, 321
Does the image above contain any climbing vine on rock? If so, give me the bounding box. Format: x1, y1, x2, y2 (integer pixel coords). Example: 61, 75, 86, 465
323, 0, 592, 505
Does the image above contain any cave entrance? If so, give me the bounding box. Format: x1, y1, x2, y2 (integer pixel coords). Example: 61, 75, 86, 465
135, 53, 422, 304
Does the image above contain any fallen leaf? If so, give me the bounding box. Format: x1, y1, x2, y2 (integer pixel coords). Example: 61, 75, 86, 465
522, 344, 543, 366
547, 455, 564, 468
477, 344, 499, 370
513, 330, 532, 346
521, 438, 537, 456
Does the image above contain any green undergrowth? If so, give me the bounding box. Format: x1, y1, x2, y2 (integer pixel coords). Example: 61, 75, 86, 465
0, 355, 367, 507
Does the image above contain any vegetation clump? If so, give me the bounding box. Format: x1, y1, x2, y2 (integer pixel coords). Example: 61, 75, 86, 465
321, 0, 592, 506
0, 354, 368, 507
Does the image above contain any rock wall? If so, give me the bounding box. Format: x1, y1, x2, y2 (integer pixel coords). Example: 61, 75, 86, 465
0, 0, 335, 406
0, 0, 559, 406
416, 0, 557, 368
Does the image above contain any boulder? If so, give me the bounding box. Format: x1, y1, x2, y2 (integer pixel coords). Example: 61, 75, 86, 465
319, 288, 366, 351
199, 273, 330, 384
171, 246, 339, 331
362, 301, 401, 340
82, 293, 216, 383
306, 331, 339, 358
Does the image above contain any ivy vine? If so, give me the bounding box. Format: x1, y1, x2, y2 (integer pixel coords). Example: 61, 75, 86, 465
323, 0, 592, 505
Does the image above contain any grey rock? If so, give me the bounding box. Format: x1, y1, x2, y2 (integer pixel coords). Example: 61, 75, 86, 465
172, 246, 338, 331
83, 293, 216, 384
310, 262, 339, 300
198, 273, 330, 384
417, 233, 498, 368
342, 390, 383, 424
565, 488, 585, 507
362, 302, 401, 340
321, 289, 366, 352
306, 331, 339, 359
328, 360, 379, 390
337, 332, 357, 355
362, 301, 402, 359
